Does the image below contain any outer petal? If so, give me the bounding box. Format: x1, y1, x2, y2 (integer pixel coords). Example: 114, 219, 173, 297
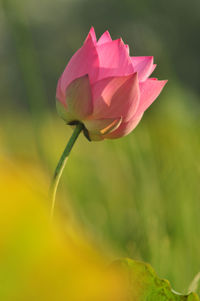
151, 64, 157, 74
96, 39, 134, 81
136, 79, 168, 116
56, 76, 65, 104
125, 44, 130, 55
60, 33, 99, 97
92, 73, 140, 122
131, 56, 155, 82
56, 100, 74, 124
104, 113, 143, 139
98, 30, 112, 44
65, 75, 93, 120
56, 75, 93, 123
85, 26, 97, 43
84, 117, 122, 141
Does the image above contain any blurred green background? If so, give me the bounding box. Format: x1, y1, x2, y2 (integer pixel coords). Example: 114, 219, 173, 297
1, 0, 200, 294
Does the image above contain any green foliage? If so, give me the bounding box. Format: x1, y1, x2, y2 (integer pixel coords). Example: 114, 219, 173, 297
1, 85, 200, 294
116, 259, 199, 300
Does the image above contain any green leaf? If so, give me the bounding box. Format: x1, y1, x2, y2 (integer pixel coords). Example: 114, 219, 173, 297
113, 259, 199, 301
188, 273, 200, 296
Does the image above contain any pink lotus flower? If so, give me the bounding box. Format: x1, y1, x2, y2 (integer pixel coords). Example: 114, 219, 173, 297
56, 27, 167, 141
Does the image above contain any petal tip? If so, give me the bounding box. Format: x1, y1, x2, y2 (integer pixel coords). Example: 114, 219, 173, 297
85, 26, 97, 44
97, 30, 112, 44
144, 56, 154, 62
104, 29, 110, 36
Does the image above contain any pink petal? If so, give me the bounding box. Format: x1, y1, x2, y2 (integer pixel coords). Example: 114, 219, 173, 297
98, 30, 112, 44
56, 76, 65, 105
60, 32, 99, 94
84, 117, 121, 141
136, 79, 168, 116
104, 113, 143, 139
131, 56, 155, 82
85, 26, 97, 43
92, 73, 140, 121
96, 39, 134, 81
125, 44, 130, 54
56, 100, 74, 124
65, 75, 93, 120
151, 64, 157, 74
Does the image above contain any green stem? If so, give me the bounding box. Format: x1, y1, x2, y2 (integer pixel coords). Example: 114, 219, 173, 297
50, 123, 83, 218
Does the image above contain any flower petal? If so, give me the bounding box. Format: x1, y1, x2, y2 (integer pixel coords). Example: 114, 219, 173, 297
60, 33, 99, 94
85, 26, 97, 43
104, 113, 143, 139
151, 64, 157, 74
136, 79, 168, 116
65, 75, 93, 120
98, 30, 112, 44
131, 56, 155, 82
56, 100, 74, 124
96, 39, 134, 81
92, 73, 140, 121
84, 117, 122, 141
56, 76, 65, 105
125, 44, 130, 55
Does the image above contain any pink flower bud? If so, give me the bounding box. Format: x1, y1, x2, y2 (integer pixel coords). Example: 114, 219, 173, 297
56, 27, 167, 141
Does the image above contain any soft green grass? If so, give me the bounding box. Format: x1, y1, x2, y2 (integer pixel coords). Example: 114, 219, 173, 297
1, 86, 200, 294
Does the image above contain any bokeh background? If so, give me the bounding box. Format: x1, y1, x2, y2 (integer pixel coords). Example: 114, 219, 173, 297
1, 0, 200, 294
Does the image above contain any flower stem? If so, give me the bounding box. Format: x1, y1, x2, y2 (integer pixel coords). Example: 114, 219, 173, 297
50, 123, 83, 219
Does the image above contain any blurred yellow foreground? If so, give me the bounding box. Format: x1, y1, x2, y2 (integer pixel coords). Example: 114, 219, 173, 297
0, 152, 125, 301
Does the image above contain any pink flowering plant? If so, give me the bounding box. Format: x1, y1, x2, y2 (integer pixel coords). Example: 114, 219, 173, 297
51, 27, 167, 212
50, 28, 199, 300
56, 27, 167, 141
